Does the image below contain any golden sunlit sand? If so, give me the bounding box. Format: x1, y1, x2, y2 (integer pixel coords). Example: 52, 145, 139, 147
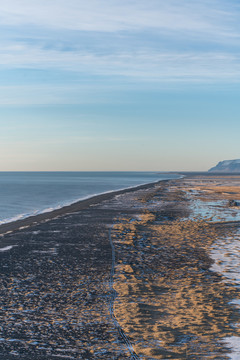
111, 175, 240, 358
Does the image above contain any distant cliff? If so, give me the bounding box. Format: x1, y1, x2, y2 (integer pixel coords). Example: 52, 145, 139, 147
209, 159, 240, 172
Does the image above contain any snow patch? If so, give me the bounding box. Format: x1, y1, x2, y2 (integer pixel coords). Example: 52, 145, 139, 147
0, 245, 16, 252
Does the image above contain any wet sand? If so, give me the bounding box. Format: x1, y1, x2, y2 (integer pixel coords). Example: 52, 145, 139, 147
0, 174, 240, 359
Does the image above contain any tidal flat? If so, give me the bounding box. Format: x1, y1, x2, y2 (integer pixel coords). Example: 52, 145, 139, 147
0, 175, 240, 359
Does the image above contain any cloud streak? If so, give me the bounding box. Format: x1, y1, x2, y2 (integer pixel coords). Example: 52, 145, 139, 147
0, 43, 239, 81
0, 0, 240, 106
0, 0, 238, 38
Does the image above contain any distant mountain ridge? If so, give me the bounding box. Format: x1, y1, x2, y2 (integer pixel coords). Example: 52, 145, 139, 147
208, 159, 240, 172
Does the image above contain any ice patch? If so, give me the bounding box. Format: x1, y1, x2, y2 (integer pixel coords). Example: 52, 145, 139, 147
210, 231, 240, 358
224, 337, 240, 359
187, 189, 240, 222
211, 234, 240, 285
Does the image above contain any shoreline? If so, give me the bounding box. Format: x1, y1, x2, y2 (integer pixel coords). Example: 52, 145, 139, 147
0, 173, 240, 358
0, 171, 232, 236
0, 171, 236, 237
0, 177, 174, 236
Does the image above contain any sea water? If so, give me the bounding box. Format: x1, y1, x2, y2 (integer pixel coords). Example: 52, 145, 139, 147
0, 171, 179, 225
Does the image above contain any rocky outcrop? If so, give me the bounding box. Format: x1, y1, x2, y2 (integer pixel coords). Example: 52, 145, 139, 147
209, 159, 240, 173
228, 199, 239, 207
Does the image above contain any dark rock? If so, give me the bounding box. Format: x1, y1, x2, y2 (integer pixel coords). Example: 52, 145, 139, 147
228, 199, 238, 207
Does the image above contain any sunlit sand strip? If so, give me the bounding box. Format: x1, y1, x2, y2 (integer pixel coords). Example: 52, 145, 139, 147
108, 228, 140, 359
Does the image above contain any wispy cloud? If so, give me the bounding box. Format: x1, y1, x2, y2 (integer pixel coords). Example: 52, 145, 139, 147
0, 43, 239, 81
0, 0, 238, 38
0, 0, 240, 105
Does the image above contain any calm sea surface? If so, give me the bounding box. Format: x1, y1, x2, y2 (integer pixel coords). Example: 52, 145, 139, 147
0, 172, 179, 224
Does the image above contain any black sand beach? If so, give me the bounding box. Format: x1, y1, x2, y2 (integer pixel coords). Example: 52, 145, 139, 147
1, 175, 240, 359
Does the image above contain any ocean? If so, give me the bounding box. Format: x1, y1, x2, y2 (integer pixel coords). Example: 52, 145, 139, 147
0, 171, 179, 225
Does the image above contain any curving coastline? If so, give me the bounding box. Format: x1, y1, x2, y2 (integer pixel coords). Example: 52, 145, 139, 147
0, 177, 174, 236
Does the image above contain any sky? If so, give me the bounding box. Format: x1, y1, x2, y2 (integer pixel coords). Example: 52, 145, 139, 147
0, 0, 240, 171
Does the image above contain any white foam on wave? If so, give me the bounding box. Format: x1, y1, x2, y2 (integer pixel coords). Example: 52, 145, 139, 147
0, 174, 181, 227
0, 213, 28, 225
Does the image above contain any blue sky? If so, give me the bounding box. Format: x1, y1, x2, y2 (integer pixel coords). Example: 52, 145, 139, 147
0, 0, 240, 171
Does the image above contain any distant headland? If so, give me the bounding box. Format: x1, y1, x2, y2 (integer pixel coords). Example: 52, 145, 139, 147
208, 159, 240, 172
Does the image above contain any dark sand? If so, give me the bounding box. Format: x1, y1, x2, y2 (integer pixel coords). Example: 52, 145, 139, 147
0, 174, 240, 359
